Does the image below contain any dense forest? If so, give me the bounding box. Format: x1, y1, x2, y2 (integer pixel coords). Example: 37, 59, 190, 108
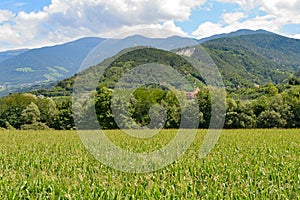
1, 83, 300, 130
1, 47, 300, 130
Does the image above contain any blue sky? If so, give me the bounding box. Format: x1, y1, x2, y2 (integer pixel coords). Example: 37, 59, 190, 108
0, 0, 299, 51
0, 0, 50, 13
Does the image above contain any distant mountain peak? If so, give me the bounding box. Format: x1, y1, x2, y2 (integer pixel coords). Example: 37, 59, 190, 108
198, 29, 274, 43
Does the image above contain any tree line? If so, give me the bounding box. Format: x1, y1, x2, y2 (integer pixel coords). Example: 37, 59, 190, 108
0, 83, 299, 130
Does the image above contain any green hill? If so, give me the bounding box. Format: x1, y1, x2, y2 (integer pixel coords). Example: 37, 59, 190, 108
202, 33, 300, 87
31, 47, 206, 97
30, 33, 300, 97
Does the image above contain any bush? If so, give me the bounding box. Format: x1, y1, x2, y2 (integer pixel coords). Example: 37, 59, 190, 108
257, 110, 287, 128
21, 122, 51, 130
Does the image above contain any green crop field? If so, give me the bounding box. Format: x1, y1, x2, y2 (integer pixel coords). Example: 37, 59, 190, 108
0, 129, 299, 199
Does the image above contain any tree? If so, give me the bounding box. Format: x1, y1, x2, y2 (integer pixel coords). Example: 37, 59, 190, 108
161, 91, 181, 128
21, 102, 41, 124
20, 102, 50, 130
225, 98, 256, 128
35, 96, 58, 127
95, 87, 117, 129
0, 93, 37, 129
283, 86, 300, 127
257, 110, 286, 128
196, 88, 211, 128
52, 101, 75, 130
265, 83, 278, 96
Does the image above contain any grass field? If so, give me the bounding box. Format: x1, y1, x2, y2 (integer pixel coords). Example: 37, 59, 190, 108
0, 129, 299, 199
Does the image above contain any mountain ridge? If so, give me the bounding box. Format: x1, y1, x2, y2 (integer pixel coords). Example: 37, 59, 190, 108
1, 29, 299, 96
197, 29, 275, 43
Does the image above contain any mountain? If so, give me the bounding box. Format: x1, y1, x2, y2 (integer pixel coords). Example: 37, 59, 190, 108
0, 35, 198, 97
30, 31, 300, 97
0, 37, 104, 83
0, 37, 104, 96
0, 49, 29, 62
197, 29, 273, 43
77, 35, 198, 71
202, 33, 300, 87
1, 29, 300, 97
31, 47, 206, 97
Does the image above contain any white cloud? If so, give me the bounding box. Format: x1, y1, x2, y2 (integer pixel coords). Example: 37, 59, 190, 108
216, 0, 258, 10
222, 12, 247, 24
193, 0, 300, 39
159, 20, 188, 36
0, 0, 206, 51
42, 0, 206, 30
0, 10, 15, 23
192, 22, 223, 38
192, 15, 283, 39
260, 0, 300, 23
217, 0, 300, 23
95, 20, 188, 39
1, 0, 300, 51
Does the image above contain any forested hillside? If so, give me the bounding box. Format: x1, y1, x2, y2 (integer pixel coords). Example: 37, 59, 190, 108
202, 33, 300, 87
0, 35, 197, 97
1, 46, 300, 130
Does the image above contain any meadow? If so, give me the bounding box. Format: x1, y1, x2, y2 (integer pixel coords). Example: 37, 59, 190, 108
0, 129, 299, 199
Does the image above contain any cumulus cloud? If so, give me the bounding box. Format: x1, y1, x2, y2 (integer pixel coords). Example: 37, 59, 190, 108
0, 0, 206, 50
222, 12, 247, 24
217, 0, 300, 23
97, 20, 188, 39
0, 10, 15, 23
42, 0, 205, 33
216, 0, 259, 10
192, 15, 282, 39
260, 0, 300, 23
1, 0, 299, 50
192, 22, 223, 38
193, 0, 300, 39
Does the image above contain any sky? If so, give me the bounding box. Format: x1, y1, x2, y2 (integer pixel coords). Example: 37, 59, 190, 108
0, 0, 300, 51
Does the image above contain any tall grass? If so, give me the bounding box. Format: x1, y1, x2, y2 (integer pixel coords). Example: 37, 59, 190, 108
0, 129, 299, 199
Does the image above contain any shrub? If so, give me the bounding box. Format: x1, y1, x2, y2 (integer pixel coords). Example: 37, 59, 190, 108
21, 122, 51, 130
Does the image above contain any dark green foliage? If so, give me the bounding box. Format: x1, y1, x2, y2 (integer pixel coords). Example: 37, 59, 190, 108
196, 88, 211, 128
161, 91, 181, 128
257, 110, 286, 128
99, 48, 204, 89
283, 86, 300, 127
52, 101, 75, 130
130, 86, 167, 127
94, 87, 117, 129
1, 85, 300, 129
225, 98, 256, 128
288, 76, 300, 85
